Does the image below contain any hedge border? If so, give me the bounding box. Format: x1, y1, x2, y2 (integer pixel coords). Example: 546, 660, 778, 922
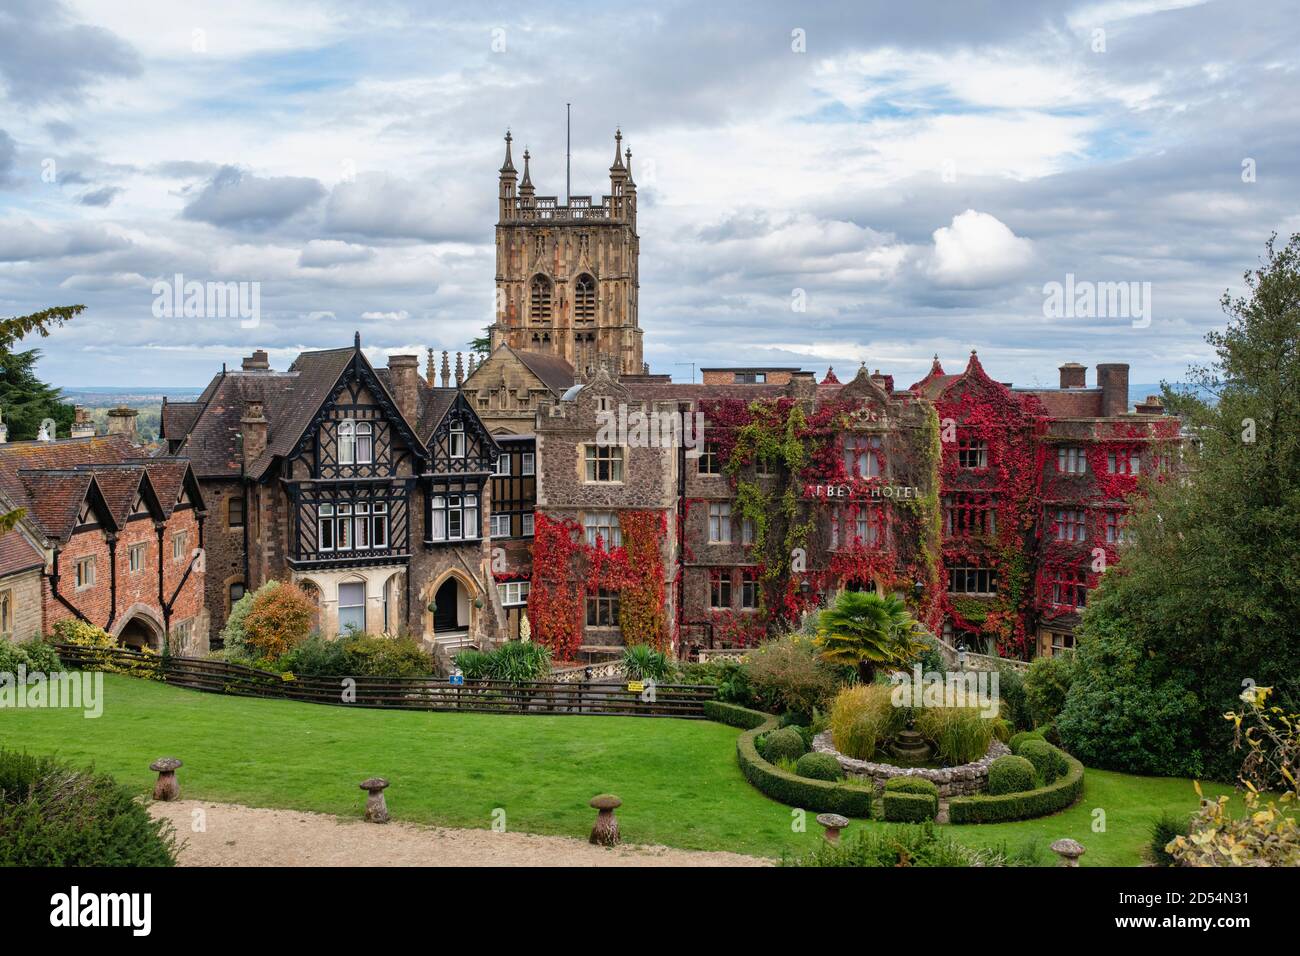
882, 791, 937, 823
733, 717, 873, 817
702, 700, 771, 729
948, 753, 1085, 824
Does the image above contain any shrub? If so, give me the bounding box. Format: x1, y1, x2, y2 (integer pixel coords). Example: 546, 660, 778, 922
829, 684, 901, 760
50, 619, 159, 678
1024, 654, 1074, 728
0, 638, 62, 678
0, 749, 179, 866
795, 752, 842, 782
994, 665, 1033, 731
453, 649, 494, 680
763, 727, 807, 762
344, 634, 435, 678
883, 776, 939, 822
1016, 739, 1068, 785
1148, 811, 1190, 866
1055, 591, 1205, 778
703, 700, 771, 729
278, 633, 347, 676
242, 582, 314, 660
1009, 729, 1044, 753
914, 706, 997, 765
987, 755, 1037, 796
949, 754, 1086, 823
736, 720, 872, 817
781, 822, 1033, 867
219, 580, 278, 658
479, 641, 552, 682
623, 644, 673, 683
741, 634, 843, 722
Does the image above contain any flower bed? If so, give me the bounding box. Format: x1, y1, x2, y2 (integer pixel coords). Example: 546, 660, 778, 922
812, 730, 1009, 798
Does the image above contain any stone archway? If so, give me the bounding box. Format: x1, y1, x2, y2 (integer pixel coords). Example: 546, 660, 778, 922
419, 568, 479, 642
112, 604, 165, 651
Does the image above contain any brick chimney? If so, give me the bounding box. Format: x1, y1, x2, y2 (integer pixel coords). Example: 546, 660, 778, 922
1096, 364, 1130, 417
240, 397, 268, 468
70, 406, 94, 438
1059, 362, 1086, 389
242, 349, 270, 371
1135, 394, 1165, 415
387, 354, 420, 423
107, 406, 138, 442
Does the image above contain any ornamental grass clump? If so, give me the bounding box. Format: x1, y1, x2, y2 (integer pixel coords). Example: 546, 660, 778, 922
914, 705, 1001, 766
829, 684, 903, 761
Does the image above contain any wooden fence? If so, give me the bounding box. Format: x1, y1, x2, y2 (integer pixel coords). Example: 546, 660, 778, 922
52, 644, 716, 719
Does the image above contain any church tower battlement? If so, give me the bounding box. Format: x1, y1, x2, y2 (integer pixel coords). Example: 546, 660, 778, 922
491, 129, 644, 377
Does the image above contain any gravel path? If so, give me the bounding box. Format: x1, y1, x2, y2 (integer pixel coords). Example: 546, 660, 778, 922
151, 800, 771, 867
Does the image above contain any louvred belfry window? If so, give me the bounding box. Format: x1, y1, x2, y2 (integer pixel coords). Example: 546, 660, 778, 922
574, 274, 596, 324
530, 275, 553, 324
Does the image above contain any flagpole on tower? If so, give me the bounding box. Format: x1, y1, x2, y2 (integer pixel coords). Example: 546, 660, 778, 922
565, 102, 571, 205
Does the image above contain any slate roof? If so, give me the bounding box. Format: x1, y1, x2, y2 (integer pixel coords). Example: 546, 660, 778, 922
160, 401, 203, 442
501, 345, 576, 395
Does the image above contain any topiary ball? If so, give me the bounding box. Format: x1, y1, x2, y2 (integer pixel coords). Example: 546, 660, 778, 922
987, 754, 1037, 795
1009, 729, 1045, 754
764, 727, 807, 763
794, 752, 841, 782
1016, 739, 1068, 785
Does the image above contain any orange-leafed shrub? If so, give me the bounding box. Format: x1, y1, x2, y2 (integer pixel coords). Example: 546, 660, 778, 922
242, 582, 316, 660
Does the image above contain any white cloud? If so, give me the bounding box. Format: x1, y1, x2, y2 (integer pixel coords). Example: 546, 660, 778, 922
923, 210, 1035, 289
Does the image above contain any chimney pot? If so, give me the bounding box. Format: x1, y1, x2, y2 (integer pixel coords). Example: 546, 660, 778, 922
1059, 362, 1086, 389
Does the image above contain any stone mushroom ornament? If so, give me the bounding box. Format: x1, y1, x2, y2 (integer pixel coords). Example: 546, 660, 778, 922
589, 794, 622, 846
816, 813, 849, 844
360, 777, 391, 824
1050, 837, 1086, 867
150, 758, 183, 801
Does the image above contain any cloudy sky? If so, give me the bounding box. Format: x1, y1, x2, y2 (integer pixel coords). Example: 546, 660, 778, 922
1, 0, 1297, 391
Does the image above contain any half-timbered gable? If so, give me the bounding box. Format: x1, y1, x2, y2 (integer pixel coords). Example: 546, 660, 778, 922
422, 391, 500, 548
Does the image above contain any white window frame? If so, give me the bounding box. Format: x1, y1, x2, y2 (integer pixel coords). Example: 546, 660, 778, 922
338, 419, 356, 465
521, 452, 535, 476
490, 513, 511, 538
319, 504, 335, 551
709, 503, 731, 544
496, 454, 511, 476
521, 513, 534, 536
355, 422, 373, 465
584, 511, 621, 548
449, 423, 466, 459
497, 581, 531, 606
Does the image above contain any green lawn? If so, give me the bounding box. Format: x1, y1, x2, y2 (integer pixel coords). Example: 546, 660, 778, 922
0, 674, 1236, 864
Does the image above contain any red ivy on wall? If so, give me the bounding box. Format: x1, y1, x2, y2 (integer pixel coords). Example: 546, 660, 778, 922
527, 509, 670, 661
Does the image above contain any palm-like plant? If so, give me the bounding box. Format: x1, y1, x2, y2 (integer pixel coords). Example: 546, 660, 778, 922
816, 590, 922, 683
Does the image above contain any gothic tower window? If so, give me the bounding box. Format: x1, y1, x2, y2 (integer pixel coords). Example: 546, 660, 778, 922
530, 275, 553, 325
574, 274, 596, 325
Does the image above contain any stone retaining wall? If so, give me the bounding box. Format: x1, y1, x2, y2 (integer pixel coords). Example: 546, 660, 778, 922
811, 731, 1010, 798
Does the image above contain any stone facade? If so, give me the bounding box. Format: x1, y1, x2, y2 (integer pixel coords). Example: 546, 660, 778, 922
490, 130, 643, 377
0, 567, 43, 643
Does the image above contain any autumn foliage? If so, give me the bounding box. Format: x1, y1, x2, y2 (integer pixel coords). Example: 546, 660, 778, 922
242, 582, 316, 660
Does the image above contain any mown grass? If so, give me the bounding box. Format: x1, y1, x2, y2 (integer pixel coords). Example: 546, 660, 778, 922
0, 674, 1238, 864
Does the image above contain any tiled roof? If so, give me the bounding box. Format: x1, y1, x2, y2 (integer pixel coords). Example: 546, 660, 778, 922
1015, 388, 1105, 418
0, 436, 200, 541
508, 347, 576, 395
160, 401, 203, 441
0, 529, 44, 577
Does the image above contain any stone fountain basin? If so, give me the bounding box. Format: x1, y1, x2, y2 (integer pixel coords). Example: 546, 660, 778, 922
811, 731, 1010, 798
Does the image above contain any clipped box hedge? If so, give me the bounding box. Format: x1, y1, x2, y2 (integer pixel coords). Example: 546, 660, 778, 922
948, 753, 1085, 824
735, 719, 872, 818
703, 700, 772, 730
883, 791, 937, 823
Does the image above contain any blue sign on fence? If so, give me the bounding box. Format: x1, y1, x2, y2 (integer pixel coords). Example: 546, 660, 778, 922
449, 674, 465, 686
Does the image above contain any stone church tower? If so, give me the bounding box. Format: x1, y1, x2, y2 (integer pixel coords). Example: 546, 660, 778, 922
490, 129, 644, 377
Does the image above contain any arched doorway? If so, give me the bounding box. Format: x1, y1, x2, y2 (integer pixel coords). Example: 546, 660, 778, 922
433, 577, 464, 633
114, 609, 163, 651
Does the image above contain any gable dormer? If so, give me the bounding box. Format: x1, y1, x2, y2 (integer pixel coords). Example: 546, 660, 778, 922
426, 392, 500, 475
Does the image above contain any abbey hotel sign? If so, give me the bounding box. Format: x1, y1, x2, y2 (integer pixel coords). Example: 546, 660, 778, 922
803, 483, 922, 500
